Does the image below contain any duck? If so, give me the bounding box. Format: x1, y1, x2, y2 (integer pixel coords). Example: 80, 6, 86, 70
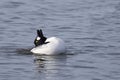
30, 29, 66, 55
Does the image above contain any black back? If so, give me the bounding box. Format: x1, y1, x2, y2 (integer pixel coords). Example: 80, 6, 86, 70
34, 29, 47, 46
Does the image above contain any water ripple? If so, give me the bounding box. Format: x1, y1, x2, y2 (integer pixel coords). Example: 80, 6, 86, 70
0, 0, 120, 80
1, 1, 25, 8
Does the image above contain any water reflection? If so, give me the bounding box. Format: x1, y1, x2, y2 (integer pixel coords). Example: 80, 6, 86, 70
34, 54, 67, 71
34, 55, 68, 79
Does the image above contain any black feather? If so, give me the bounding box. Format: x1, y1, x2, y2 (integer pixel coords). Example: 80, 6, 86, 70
34, 29, 47, 46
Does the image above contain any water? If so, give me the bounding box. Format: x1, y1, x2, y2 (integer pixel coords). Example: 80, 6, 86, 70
0, 0, 120, 80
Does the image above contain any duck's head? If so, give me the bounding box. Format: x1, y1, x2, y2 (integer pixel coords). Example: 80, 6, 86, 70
34, 29, 47, 47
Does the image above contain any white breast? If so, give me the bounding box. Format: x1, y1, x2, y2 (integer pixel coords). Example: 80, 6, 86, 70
30, 37, 66, 55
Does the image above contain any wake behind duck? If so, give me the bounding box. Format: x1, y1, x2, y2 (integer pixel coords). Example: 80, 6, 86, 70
30, 29, 66, 55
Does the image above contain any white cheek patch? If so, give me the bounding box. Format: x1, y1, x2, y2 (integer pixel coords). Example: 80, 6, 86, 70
37, 37, 41, 40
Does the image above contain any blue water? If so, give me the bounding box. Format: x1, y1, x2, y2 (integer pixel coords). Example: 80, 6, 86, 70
0, 0, 120, 80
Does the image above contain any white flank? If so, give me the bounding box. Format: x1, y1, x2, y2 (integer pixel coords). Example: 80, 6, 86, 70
31, 37, 66, 55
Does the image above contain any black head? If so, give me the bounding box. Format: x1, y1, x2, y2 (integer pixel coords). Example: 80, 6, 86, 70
34, 29, 47, 46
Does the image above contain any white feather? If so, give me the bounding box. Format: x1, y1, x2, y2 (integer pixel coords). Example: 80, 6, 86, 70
36, 37, 40, 40
31, 37, 66, 55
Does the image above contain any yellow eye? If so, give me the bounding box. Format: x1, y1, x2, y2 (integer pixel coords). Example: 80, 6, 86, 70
36, 40, 38, 43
